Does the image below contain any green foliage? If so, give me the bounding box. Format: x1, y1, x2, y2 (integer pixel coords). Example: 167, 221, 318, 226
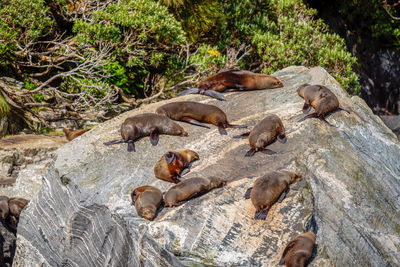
189, 45, 226, 70
0, 93, 10, 118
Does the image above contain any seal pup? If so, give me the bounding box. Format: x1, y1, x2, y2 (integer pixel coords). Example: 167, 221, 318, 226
8, 197, 29, 219
103, 113, 188, 152
156, 101, 247, 135
63, 128, 89, 141
154, 149, 199, 183
164, 176, 227, 207
297, 84, 350, 126
0, 196, 9, 220
279, 232, 316, 267
244, 170, 302, 220
131, 186, 163, 221
234, 114, 286, 157
178, 69, 284, 100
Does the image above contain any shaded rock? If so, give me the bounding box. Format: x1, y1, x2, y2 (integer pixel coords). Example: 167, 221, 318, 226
380, 115, 400, 139
0, 220, 16, 266
14, 66, 400, 266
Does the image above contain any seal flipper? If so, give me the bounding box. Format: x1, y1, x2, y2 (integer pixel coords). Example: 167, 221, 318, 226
245, 148, 256, 157
227, 124, 247, 129
127, 141, 135, 152
180, 116, 210, 129
254, 208, 268, 220
277, 187, 290, 203
298, 112, 317, 122
218, 126, 228, 135
244, 187, 252, 199
104, 139, 125, 146
150, 130, 159, 146
233, 132, 250, 138
179, 168, 190, 176
318, 115, 335, 127
203, 90, 226, 101
277, 135, 287, 144
303, 101, 311, 113
165, 152, 175, 164
338, 107, 351, 114
178, 88, 200, 96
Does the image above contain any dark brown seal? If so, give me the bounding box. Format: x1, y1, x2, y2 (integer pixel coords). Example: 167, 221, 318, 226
131, 186, 163, 221
244, 170, 302, 220
103, 113, 188, 152
8, 197, 29, 219
164, 176, 227, 207
279, 232, 316, 267
156, 101, 247, 135
63, 128, 89, 141
297, 84, 349, 126
178, 69, 284, 100
154, 149, 199, 184
234, 114, 286, 157
0, 196, 9, 220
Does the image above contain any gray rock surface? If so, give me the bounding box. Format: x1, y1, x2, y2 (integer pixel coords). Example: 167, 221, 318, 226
13, 66, 400, 266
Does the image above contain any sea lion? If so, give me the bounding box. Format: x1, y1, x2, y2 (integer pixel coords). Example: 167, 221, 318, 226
164, 176, 227, 207
0, 196, 9, 220
8, 197, 29, 219
156, 101, 247, 135
234, 114, 286, 157
154, 149, 199, 183
178, 69, 284, 100
279, 232, 316, 267
297, 84, 349, 126
244, 170, 302, 220
63, 128, 89, 141
103, 113, 188, 152
131, 186, 163, 221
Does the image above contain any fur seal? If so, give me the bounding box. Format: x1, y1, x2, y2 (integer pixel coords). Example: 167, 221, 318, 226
131, 186, 163, 221
103, 113, 188, 152
279, 232, 316, 267
156, 101, 247, 135
297, 84, 349, 126
63, 128, 89, 141
8, 197, 29, 219
164, 176, 227, 207
178, 69, 284, 100
0, 196, 9, 220
244, 170, 302, 220
154, 149, 199, 183
234, 114, 286, 157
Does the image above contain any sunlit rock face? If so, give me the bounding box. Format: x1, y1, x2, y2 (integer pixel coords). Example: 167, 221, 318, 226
13, 66, 400, 266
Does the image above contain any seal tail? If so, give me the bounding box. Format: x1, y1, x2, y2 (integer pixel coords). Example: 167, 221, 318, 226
178, 88, 200, 96
104, 139, 125, 146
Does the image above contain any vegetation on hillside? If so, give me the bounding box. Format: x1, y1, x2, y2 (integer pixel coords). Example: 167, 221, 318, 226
0, 0, 378, 132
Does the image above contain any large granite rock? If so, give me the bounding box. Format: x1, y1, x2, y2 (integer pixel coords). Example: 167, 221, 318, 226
13, 66, 400, 266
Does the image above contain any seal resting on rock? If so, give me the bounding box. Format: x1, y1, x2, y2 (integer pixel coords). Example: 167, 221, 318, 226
279, 231, 316, 267
154, 149, 199, 183
63, 128, 89, 141
297, 84, 350, 126
178, 69, 283, 100
234, 114, 286, 157
8, 197, 29, 219
244, 170, 302, 220
164, 176, 227, 207
156, 101, 247, 135
103, 113, 188, 152
131, 186, 163, 221
0, 196, 9, 220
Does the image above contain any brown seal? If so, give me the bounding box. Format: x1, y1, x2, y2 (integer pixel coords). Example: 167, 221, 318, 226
0, 196, 9, 220
279, 232, 316, 267
8, 197, 29, 219
178, 69, 284, 100
164, 176, 227, 207
63, 128, 89, 141
103, 113, 188, 152
131, 186, 163, 221
234, 114, 286, 157
156, 101, 247, 135
297, 84, 349, 126
154, 149, 199, 184
244, 170, 302, 220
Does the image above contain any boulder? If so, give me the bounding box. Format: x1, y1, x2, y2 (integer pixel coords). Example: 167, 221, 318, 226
13, 66, 400, 266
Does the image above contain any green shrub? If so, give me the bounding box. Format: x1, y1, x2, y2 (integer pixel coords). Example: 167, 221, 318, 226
0, 93, 10, 118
